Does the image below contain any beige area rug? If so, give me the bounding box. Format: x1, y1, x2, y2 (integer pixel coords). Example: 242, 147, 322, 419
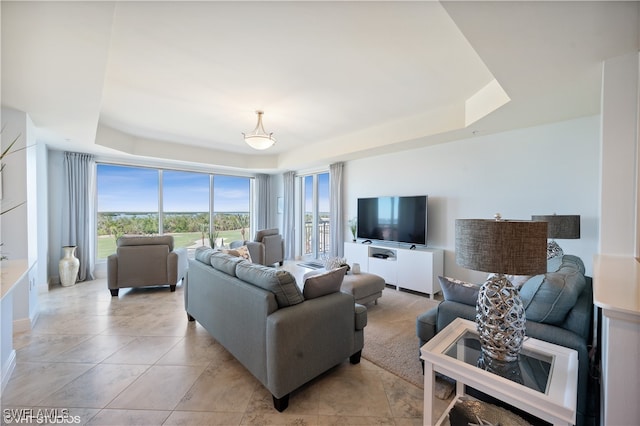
362, 286, 440, 389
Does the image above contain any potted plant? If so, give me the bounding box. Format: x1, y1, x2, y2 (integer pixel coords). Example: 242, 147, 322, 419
209, 230, 220, 248
348, 217, 357, 242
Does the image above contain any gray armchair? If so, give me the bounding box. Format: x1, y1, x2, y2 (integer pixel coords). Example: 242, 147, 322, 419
107, 235, 187, 296
230, 228, 284, 266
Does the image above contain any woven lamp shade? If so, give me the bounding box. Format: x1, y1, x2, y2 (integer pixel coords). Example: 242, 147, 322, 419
531, 214, 580, 239
455, 219, 548, 275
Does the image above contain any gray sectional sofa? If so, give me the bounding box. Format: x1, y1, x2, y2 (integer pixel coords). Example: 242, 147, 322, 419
185, 249, 367, 412
416, 255, 593, 426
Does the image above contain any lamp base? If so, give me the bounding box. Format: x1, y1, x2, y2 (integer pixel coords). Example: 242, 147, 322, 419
547, 239, 564, 259
475, 274, 526, 362
477, 353, 524, 384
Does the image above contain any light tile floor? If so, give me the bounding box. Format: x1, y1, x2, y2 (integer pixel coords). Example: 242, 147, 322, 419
1, 275, 447, 425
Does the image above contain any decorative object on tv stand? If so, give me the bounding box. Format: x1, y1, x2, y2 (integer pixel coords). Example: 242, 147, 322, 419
243, 110, 276, 150
531, 214, 580, 259
348, 217, 357, 242
455, 214, 547, 362
59, 245, 80, 287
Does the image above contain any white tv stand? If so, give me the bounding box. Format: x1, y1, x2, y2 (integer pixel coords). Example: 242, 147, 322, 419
344, 241, 444, 299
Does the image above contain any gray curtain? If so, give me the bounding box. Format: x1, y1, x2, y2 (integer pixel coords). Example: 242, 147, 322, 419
255, 173, 270, 233
329, 162, 344, 257
282, 171, 295, 260
62, 152, 95, 282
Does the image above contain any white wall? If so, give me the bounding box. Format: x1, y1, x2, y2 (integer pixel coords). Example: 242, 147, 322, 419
344, 115, 600, 281
47, 149, 64, 283
600, 52, 639, 256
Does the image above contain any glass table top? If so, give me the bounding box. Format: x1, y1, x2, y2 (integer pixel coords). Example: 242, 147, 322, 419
444, 330, 553, 393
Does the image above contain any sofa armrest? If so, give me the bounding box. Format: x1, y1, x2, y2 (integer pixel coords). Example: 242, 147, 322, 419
525, 320, 590, 419
355, 303, 367, 330
107, 254, 118, 289
416, 306, 438, 346
266, 291, 357, 398
173, 248, 188, 283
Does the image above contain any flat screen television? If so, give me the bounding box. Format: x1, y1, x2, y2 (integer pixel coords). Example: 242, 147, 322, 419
356, 195, 427, 246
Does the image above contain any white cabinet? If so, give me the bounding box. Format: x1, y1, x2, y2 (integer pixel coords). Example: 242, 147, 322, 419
397, 248, 443, 295
344, 242, 443, 299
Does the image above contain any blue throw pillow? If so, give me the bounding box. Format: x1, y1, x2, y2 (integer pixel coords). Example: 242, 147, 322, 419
520, 259, 586, 325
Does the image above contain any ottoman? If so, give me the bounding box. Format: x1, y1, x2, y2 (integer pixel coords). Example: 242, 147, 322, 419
341, 272, 386, 305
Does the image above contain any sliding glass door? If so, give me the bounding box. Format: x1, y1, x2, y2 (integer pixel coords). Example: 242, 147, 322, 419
301, 172, 330, 259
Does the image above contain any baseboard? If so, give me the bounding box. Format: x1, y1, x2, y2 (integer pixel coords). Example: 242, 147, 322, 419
13, 317, 32, 333
1, 349, 16, 393
13, 310, 39, 333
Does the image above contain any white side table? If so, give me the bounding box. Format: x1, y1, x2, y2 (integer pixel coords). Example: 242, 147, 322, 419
420, 318, 578, 426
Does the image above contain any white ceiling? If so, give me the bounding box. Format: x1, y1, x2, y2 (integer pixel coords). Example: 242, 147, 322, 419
2, 1, 639, 172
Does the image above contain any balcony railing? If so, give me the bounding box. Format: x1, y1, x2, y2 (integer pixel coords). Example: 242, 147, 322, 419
304, 219, 330, 257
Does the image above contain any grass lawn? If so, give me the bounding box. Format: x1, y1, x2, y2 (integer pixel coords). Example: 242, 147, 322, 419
97, 230, 249, 259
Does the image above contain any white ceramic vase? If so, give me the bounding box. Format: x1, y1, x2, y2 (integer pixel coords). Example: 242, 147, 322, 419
59, 245, 80, 287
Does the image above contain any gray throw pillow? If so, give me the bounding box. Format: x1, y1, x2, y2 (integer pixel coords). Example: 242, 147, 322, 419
303, 266, 347, 299
438, 276, 480, 306
520, 259, 586, 325
236, 262, 304, 308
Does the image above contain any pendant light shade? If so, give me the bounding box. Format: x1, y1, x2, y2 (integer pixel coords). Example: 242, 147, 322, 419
243, 111, 276, 150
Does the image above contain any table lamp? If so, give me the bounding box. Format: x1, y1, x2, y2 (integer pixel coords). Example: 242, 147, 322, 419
531, 214, 580, 259
455, 214, 547, 362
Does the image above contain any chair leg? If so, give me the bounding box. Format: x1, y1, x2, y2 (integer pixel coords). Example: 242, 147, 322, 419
272, 394, 289, 412
110, 289, 119, 297
350, 350, 362, 364
170, 285, 176, 292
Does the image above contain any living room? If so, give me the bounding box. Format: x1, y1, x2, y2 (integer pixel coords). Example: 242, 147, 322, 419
1, 1, 639, 425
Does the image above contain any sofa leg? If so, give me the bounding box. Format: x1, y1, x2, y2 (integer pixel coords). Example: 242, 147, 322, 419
170, 285, 176, 292
187, 313, 195, 322
279, 261, 283, 266
110, 289, 119, 297
350, 350, 362, 364
272, 394, 289, 412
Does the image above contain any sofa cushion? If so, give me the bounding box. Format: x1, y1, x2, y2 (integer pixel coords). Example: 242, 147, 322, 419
210, 252, 244, 276
222, 245, 252, 262
438, 276, 480, 305
235, 262, 304, 308
195, 246, 216, 264
303, 266, 347, 299
520, 259, 586, 325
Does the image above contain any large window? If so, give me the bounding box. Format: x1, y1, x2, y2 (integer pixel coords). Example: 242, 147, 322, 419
302, 172, 330, 259
96, 164, 252, 259
96, 165, 159, 259
213, 175, 252, 247
162, 170, 210, 249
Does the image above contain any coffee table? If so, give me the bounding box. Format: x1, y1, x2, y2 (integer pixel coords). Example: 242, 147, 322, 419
420, 318, 578, 426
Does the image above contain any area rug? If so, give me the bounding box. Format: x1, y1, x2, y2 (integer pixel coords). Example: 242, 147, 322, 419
362, 287, 440, 389
297, 261, 324, 269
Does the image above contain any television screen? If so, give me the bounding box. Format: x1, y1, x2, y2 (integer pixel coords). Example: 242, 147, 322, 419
357, 195, 427, 245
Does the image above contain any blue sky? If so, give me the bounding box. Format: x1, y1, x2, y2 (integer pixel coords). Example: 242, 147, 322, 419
97, 164, 251, 212
304, 173, 330, 213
